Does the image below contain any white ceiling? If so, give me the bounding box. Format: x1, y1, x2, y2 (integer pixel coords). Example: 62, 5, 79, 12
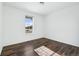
3, 2, 79, 16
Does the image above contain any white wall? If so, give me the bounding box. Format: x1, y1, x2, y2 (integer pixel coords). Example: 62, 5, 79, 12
0, 2, 3, 54
3, 3, 79, 47
45, 5, 79, 47
3, 5, 44, 46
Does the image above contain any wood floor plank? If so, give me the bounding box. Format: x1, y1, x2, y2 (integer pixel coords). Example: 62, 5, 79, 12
1, 38, 79, 56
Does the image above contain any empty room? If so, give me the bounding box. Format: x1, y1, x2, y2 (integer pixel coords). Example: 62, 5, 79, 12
0, 2, 79, 56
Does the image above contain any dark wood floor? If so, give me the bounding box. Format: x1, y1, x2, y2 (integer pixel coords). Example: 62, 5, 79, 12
1, 38, 79, 56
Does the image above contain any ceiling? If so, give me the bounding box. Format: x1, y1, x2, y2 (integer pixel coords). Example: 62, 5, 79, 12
3, 2, 79, 16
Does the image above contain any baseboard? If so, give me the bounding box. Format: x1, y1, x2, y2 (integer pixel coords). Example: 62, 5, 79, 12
3, 37, 79, 50
45, 37, 79, 48
3, 37, 46, 48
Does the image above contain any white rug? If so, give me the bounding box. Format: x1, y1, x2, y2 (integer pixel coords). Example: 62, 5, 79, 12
34, 46, 60, 56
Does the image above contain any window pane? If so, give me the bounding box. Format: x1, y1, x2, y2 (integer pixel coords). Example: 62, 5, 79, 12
25, 16, 32, 33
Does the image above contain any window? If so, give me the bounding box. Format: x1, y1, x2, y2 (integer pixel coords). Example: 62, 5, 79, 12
25, 16, 33, 33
